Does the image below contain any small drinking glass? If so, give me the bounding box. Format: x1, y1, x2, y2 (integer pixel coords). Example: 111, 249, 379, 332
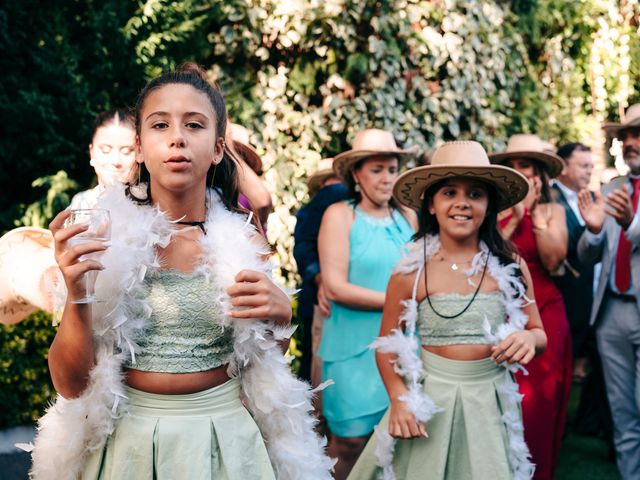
64, 209, 111, 304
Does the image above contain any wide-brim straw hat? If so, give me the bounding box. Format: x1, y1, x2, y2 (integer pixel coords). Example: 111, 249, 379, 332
0, 227, 57, 325
333, 129, 419, 181
307, 157, 338, 196
602, 103, 640, 135
489, 134, 564, 178
228, 122, 263, 175
394, 141, 529, 212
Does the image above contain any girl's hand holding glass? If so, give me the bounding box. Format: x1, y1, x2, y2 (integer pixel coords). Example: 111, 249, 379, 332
50, 208, 111, 304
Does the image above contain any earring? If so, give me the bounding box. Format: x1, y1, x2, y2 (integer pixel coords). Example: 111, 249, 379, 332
130, 162, 148, 200
354, 183, 360, 192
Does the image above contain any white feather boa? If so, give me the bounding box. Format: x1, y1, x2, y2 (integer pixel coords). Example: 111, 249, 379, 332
29, 185, 334, 480
371, 235, 534, 480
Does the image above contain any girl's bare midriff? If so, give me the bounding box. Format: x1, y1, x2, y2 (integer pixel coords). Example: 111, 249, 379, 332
423, 344, 493, 361
124, 364, 230, 394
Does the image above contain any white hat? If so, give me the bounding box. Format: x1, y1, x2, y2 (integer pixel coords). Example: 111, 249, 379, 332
0, 227, 57, 324
306, 158, 339, 196
602, 103, 640, 135
333, 129, 418, 181
489, 134, 564, 178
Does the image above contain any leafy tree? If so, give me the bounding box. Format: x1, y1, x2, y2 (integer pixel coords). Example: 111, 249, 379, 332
0, 0, 145, 233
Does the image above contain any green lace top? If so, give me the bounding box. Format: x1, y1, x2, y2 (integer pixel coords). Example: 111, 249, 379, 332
417, 292, 505, 346
123, 270, 234, 373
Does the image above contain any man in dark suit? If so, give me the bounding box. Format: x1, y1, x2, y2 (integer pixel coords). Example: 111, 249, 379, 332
553, 143, 612, 445
293, 158, 347, 384
578, 103, 640, 478
553, 143, 595, 371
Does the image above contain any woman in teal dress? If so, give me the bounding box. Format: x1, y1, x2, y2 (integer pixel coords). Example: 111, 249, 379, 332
318, 129, 417, 479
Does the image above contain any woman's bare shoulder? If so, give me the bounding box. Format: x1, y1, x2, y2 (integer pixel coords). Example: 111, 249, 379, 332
388, 270, 418, 299
323, 201, 353, 222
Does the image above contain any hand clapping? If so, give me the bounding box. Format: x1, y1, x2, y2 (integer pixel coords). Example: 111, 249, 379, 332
577, 189, 606, 234
604, 185, 635, 229
578, 185, 635, 232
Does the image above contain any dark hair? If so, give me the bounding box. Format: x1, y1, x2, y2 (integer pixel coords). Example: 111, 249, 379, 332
531, 161, 553, 204
507, 158, 553, 204
344, 156, 402, 211
231, 140, 264, 176
127, 63, 242, 214
91, 110, 134, 142
556, 142, 590, 162
414, 178, 523, 275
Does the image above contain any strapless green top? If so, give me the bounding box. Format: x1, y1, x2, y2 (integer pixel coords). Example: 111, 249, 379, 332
123, 270, 234, 373
417, 292, 505, 346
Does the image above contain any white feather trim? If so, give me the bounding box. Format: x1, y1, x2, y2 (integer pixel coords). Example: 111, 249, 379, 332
373, 425, 397, 480
31, 186, 334, 479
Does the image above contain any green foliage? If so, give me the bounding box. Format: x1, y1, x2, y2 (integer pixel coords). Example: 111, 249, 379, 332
0, 312, 57, 428
124, 0, 544, 284
17, 171, 78, 229
0, 0, 144, 233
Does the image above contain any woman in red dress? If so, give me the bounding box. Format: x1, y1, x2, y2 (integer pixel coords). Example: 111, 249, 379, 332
491, 134, 573, 480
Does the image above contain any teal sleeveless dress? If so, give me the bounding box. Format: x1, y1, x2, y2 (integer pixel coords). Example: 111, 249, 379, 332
319, 205, 413, 437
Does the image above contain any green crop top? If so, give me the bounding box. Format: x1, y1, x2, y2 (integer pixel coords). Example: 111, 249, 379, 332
123, 270, 234, 373
418, 292, 505, 346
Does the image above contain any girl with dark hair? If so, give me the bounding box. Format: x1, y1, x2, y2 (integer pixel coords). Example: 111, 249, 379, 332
317, 129, 418, 479
30, 64, 333, 480
70, 110, 136, 209
349, 141, 546, 480
490, 134, 572, 480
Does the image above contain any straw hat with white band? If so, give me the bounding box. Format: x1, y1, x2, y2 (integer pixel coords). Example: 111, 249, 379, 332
489, 134, 564, 178
332, 129, 419, 181
394, 141, 529, 212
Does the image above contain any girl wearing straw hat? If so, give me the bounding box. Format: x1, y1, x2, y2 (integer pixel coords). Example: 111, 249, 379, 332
348, 140, 546, 480
317, 129, 418, 478
490, 134, 571, 480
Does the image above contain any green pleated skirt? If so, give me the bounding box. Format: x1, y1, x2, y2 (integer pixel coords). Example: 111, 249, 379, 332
81, 378, 275, 480
348, 350, 526, 480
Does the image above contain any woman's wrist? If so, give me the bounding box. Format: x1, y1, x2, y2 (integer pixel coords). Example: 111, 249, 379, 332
389, 387, 408, 402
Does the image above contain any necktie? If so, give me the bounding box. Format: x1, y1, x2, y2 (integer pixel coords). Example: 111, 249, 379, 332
614, 177, 640, 292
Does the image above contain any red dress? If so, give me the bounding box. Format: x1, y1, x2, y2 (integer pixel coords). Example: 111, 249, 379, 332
501, 211, 573, 480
